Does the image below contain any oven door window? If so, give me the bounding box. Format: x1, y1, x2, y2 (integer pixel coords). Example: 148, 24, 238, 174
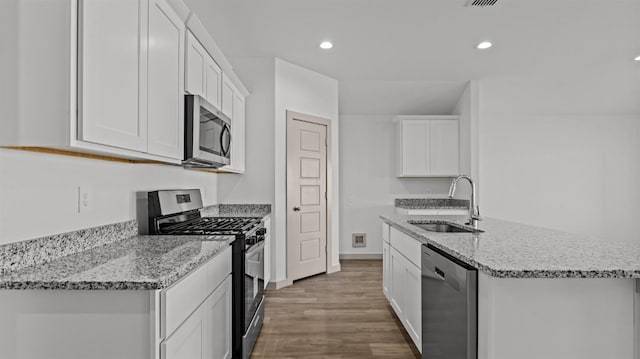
199, 109, 228, 157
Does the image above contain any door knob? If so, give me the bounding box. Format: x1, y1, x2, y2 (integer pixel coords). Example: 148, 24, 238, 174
293, 207, 301, 212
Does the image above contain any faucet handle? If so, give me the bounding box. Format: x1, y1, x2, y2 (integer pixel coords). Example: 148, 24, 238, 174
471, 206, 482, 222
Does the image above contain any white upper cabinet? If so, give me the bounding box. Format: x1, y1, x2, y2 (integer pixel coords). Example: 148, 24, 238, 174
185, 31, 222, 109
204, 57, 222, 109
4, 0, 247, 166
395, 116, 460, 177
219, 73, 246, 173
185, 31, 206, 97
147, 0, 185, 160
78, 0, 147, 152
221, 73, 234, 119
78, 0, 185, 161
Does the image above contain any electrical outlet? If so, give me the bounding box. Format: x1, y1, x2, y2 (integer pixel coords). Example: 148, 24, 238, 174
78, 186, 93, 213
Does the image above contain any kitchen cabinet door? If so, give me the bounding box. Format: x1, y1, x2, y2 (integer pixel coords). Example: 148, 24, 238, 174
204, 57, 222, 109
400, 120, 430, 176
221, 73, 234, 119
404, 262, 422, 351
78, 0, 147, 152
389, 247, 405, 318
206, 276, 232, 359
185, 31, 222, 110
383, 240, 391, 301
229, 91, 245, 172
220, 79, 246, 174
185, 31, 206, 97
162, 304, 207, 359
430, 120, 459, 175
147, 0, 185, 160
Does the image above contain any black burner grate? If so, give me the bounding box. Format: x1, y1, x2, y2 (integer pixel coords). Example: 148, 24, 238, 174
163, 217, 262, 235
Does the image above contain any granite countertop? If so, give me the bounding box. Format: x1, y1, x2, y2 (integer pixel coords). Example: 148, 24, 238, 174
381, 214, 640, 279
0, 235, 234, 290
395, 198, 469, 209
202, 204, 271, 219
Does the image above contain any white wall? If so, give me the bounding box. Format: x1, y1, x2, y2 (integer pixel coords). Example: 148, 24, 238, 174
217, 57, 276, 205
0, 149, 218, 244
479, 79, 640, 242
274, 59, 340, 278
218, 58, 340, 283
0, 0, 18, 141
339, 115, 455, 255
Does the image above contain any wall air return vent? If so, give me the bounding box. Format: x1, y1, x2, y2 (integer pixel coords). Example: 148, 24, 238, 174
466, 0, 498, 7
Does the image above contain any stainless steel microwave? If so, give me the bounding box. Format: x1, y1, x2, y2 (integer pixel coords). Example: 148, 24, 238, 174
184, 95, 231, 168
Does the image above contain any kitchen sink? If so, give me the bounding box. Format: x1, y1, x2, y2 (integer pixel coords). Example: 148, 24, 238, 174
407, 220, 484, 234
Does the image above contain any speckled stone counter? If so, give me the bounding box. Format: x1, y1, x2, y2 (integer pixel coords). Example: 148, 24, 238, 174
0, 220, 138, 275
395, 198, 469, 209
381, 214, 640, 278
0, 234, 234, 290
202, 204, 271, 218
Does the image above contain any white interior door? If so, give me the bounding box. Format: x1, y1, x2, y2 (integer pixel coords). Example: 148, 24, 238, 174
286, 112, 328, 281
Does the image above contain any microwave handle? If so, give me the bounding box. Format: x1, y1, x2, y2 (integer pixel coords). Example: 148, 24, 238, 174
221, 124, 231, 156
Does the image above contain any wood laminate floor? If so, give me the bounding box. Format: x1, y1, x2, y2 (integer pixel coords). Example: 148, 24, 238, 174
251, 260, 421, 358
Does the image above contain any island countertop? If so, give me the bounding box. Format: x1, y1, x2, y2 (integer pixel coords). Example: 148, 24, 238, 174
0, 235, 235, 290
381, 214, 640, 279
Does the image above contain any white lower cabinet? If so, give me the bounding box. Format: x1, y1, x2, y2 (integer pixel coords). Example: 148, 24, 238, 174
403, 260, 422, 348
384, 225, 422, 353
382, 241, 390, 300
382, 222, 390, 300
162, 248, 233, 359
0, 245, 233, 359
162, 303, 207, 359
162, 276, 232, 359
205, 276, 232, 359
389, 247, 405, 318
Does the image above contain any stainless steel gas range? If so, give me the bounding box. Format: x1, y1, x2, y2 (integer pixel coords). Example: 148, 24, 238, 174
140, 189, 265, 359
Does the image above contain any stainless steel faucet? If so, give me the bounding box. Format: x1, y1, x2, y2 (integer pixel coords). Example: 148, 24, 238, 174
448, 175, 482, 229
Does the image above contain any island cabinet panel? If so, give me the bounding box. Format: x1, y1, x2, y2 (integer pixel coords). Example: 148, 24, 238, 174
385, 224, 422, 353
382, 222, 390, 300
478, 272, 636, 359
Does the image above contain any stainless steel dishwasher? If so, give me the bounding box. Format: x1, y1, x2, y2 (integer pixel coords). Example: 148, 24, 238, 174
422, 244, 477, 359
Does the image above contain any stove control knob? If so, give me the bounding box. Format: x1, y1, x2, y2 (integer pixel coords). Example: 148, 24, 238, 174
256, 228, 267, 236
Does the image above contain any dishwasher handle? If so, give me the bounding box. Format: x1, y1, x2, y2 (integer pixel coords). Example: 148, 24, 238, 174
422, 244, 476, 293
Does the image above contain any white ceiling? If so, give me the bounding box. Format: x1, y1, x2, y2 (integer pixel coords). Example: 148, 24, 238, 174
185, 0, 640, 115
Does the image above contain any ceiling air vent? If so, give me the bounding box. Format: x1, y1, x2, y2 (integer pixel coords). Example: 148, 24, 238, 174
466, 0, 498, 7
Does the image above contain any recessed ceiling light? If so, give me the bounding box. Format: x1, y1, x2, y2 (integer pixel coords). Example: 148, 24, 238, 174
320, 41, 333, 50
476, 41, 493, 50
634, 55, 640, 62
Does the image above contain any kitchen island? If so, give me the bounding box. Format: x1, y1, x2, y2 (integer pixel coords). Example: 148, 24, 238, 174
381, 214, 640, 359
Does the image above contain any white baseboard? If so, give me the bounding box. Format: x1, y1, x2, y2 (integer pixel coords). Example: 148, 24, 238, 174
327, 263, 341, 274
339, 253, 383, 260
